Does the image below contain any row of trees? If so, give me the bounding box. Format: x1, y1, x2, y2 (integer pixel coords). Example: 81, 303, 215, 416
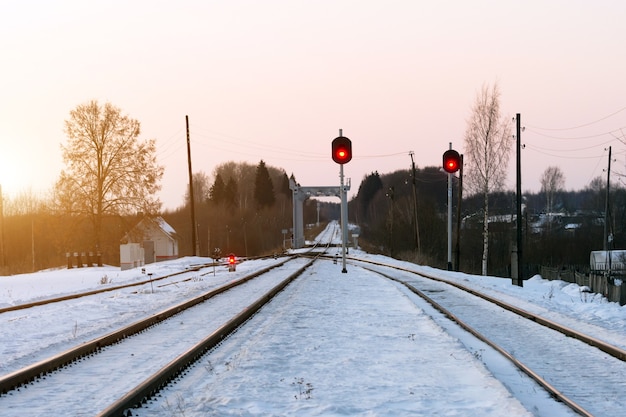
1, 101, 164, 274
350, 165, 618, 275
0, 160, 306, 274
350, 82, 615, 277
0, 158, 616, 277
0, 88, 618, 279
165, 160, 304, 257
0, 84, 516, 276
0, 99, 317, 274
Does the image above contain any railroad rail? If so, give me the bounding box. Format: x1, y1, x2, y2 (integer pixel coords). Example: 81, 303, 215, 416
96, 255, 319, 417
352, 258, 625, 417
6, 245, 619, 416
0, 220, 339, 315
349, 256, 626, 362
0, 262, 217, 314
0, 256, 296, 395
1, 244, 332, 417
111, 255, 591, 416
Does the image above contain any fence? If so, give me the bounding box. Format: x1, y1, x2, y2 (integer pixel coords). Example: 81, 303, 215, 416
66, 251, 103, 268
539, 265, 625, 306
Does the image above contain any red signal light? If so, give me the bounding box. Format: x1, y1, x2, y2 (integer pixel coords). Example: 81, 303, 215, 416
332, 136, 352, 164
443, 149, 461, 174
227, 253, 237, 272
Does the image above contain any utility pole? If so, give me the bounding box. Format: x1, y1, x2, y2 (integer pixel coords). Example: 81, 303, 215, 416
409, 152, 421, 256
604, 146, 612, 271
386, 186, 395, 258
186, 115, 197, 256
514, 113, 523, 287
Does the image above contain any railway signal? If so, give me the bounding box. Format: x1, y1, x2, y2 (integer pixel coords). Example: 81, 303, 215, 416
443, 149, 461, 173
332, 136, 352, 164
228, 253, 236, 272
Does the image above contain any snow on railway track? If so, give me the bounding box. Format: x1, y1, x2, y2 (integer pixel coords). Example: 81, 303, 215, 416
0, 257, 311, 416
0, 257, 291, 376
131, 260, 575, 417
354, 259, 626, 417
2, 229, 624, 416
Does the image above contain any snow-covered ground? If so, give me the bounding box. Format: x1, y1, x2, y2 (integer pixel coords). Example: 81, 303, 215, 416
0, 243, 625, 416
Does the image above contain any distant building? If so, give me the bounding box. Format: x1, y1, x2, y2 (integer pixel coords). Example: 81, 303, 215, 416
121, 216, 179, 269
590, 250, 626, 272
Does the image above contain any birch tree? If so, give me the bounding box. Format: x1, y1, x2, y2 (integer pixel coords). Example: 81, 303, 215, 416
540, 166, 565, 215
463, 83, 512, 275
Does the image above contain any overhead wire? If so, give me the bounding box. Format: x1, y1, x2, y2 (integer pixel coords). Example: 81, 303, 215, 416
188, 123, 328, 160
527, 138, 617, 153
187, 122, 413, 163
155, 127, 185, 159
525, 106, 626, 131
520, 107, 626, 189
522, 106, 626, 167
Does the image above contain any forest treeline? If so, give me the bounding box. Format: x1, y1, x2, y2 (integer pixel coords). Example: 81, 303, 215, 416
0, 160, 319, 274
351, 169, 621, 276
0, 161, 621, 277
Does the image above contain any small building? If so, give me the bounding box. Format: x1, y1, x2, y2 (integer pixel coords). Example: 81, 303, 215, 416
121, 216, 179, 269
590, 250, 626, 272
120, 243, 144, 271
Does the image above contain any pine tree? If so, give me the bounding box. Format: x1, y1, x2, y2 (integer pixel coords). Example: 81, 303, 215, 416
224, 177, 238, 208
209, 174, 226, 204
254, 160, 275, 208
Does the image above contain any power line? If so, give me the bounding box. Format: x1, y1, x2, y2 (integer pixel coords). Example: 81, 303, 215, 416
524, 144, 607, 160
526, 106, 626, 131
528, 138, 616, 153
525, 126, 626, 141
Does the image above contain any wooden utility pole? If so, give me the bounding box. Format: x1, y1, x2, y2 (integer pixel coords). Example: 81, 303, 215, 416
604, 146, 612, 252
514, 113, 523, 286
409, 152, 421, 256
186, 115, 197, 256
604, 146, 613, 273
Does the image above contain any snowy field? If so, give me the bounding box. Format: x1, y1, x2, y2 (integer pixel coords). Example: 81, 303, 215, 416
0, 250, 625, 416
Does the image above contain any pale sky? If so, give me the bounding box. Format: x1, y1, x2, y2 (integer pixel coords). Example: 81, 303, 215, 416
1, 0, 626, 210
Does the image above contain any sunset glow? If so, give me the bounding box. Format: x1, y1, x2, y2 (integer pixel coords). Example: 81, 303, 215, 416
1, 1, 625, 209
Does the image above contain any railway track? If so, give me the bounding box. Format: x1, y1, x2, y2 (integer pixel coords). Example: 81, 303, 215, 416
0, 262, 215, 314
352, 258, 626, 417
0, 256, 298, 377
120, 254, 626, 416
126, 258, 582, 417
0, 256, 316, 416
3, 221, 620, 416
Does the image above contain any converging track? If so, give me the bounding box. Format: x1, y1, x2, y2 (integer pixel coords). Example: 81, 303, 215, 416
129, 257, 583, 417
2, 221, 623, 416
351, 257, 626, 417
0, 256, 316, 415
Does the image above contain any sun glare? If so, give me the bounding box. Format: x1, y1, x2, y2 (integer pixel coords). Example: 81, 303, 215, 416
0, 152, 23, 196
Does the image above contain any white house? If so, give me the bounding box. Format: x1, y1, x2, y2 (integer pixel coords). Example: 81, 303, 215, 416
121, 216, 179, 268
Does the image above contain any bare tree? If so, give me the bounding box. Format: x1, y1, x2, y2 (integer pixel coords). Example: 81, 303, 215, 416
463, 82, 512, 275
54, 100, 164, 249
184, 172, 211, 206
540, 166, 565, 215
